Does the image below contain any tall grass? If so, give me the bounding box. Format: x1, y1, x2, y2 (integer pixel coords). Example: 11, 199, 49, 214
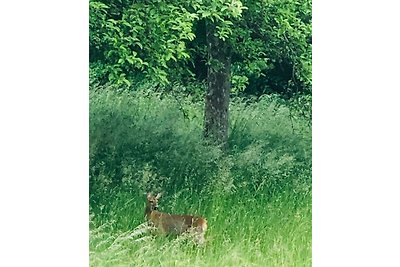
90, 191, 311, 267
89, 85, 311, 266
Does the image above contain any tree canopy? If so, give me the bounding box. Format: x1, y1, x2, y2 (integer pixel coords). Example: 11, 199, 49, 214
89, 0, 312, 98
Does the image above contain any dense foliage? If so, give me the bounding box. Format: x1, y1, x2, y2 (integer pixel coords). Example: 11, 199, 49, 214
89, 0, 312, 97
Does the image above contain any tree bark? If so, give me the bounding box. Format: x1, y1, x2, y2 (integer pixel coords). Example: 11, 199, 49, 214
204, 21, 231, 148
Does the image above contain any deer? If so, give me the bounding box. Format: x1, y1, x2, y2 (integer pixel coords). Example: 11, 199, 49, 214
145, 192, 208, 245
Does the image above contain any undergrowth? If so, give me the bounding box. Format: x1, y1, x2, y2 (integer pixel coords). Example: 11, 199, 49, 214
89, 85, 312, 266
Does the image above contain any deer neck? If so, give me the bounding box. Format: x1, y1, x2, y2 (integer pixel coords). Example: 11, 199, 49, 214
145, 205, 157, 219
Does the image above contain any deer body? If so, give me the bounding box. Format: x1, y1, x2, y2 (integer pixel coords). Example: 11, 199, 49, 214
145, 193, 207, 244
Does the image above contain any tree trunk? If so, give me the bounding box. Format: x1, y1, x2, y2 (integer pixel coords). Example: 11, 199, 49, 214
204, 21, 231, 148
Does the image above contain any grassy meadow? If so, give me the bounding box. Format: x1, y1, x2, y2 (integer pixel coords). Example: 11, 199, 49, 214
89, 86, 312, 266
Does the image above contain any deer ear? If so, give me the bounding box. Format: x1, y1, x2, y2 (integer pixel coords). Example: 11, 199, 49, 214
147, 192, 152, 199
155, 193, 162, 199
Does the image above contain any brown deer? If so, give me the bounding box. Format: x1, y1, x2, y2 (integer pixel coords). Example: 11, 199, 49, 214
145, 193, 207, 245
